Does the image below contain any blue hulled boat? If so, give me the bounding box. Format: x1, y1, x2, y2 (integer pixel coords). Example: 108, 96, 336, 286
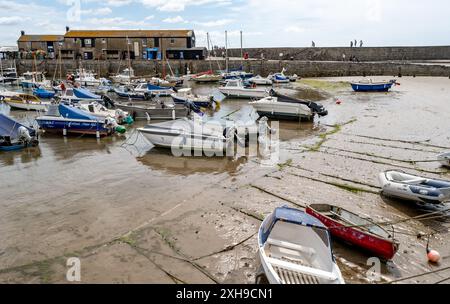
36, 104, 123, 137
33, 87, 56, 99
351, 79, 397, 92
0, 113, 39, 151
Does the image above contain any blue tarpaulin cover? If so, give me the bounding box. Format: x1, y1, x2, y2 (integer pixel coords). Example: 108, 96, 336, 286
0, 113, 36, 139
58, 104, 99, 121
73, 88, 101, 99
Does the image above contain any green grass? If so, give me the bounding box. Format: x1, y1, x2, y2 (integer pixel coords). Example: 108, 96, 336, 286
299, 79, 350, 92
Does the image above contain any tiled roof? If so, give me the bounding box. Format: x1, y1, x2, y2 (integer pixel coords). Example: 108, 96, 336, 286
65, 30, 194, 38
18, 35, 64, 42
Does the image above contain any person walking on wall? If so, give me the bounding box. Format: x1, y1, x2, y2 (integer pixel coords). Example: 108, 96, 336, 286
350, 41, 353, 48
312, 41, 316, 47
360, 40, 363, 47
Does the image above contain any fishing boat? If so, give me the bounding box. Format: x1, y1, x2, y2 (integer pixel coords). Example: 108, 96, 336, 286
116, 101, 191, 121
269, 90, 328, 116
248, 75, 273, 86
219, 79, 269, 99
437, 152, 450, 168
306, 204, 399, 260
257, 206, 345, 284
249, 96, 313, 121
134, 83, 174, 97
114, 87, 148, 100
4, 94, 50, 111
269, 73, 290, 84
171, 88, 214, 108
20, 71, 51, 89
36, 104, 124, 137
0, 67, 19, 84
379, 170, 450, 204
351, 79, 397, 92
75, 100, 132, 125
0, 113, 39, 151
74, 69, 108, 87
33, 87, 56, 99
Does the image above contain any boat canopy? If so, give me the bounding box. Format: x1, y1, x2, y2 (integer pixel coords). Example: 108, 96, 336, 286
73, 88, 101, 100
147, 84, 170, 91
274, 206, 327, 229
0, 113, 36, 139
58, 104, 99, 121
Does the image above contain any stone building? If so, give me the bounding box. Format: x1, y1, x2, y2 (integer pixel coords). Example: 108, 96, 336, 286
17, 31, 64, 59
17, 28, 204, 60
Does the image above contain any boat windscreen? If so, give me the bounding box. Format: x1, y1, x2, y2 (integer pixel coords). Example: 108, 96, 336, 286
270, 221, 333, 271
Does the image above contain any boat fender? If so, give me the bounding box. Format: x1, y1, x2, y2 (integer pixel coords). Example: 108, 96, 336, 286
426, 236, 441, 263
0, 95, 4, 101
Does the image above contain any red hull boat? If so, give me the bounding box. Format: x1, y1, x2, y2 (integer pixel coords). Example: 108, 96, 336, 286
306, 204, 399, 261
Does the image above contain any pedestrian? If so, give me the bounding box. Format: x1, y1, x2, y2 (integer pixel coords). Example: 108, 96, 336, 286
350, 41, 353, 48
354, 39, 357, 46
360, 40, 363, 47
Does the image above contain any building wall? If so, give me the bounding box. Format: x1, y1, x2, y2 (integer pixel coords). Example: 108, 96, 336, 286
12, 58, 450, 79
227, 46, 450, 61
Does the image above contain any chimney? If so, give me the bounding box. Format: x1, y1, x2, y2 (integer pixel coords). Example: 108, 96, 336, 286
66, 26, 70, 33
21, 30, 25, 36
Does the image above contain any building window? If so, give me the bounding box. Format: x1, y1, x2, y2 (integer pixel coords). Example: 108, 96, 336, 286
102, 38, 106, 44
170, 38, 175, 44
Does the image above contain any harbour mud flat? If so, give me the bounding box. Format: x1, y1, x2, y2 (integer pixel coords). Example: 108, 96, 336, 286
0, 77, 449, 284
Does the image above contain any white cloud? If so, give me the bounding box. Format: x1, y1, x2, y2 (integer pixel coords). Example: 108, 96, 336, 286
139, 0, 231, 12
162, 16, 185, 23
284, 26, 305, 33
0, 16, 24, 25
194, 19, 234, 27
81, 7, 112, 16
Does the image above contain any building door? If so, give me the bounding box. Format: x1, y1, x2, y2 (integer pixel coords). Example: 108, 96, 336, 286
134, 42, 139, 59
83, 52, 93, 60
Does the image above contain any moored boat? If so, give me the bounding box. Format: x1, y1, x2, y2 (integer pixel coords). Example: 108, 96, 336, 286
134, 83, 174, 97
36, 104, 124, 137
269, 90, 328, 117
192, 74, 222, 83
351, 79, 396, 92
437, 152, 450, 168
116, 101, 191, 121
269, 73, 290, 84
249, 96, 313, 121
219, 79, 269, 99
306, 204, 399, 260
0, 113, 39, 151
257, 206, 345, 284
379, 170, 450, 204
33, 87, 56, 99
248, 75, 273, 86
4, 94, 50, 111
171, 88, 214, 108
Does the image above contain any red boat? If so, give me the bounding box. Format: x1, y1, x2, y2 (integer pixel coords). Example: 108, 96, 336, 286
306, 204, 399, 261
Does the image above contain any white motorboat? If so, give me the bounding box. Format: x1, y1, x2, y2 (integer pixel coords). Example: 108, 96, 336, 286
138, 117, 238, 155
256, 206, 345, 284
379, 170, 450, 204
268, 73, 290, 84
56, 88, 103, 104
249, 96, 313, 121
219, 79, 269, 99
20, 72, 52, 89
437, 152, 450, 168
4, 93, 50, 111
248, 75, 273, 86
0, 88, 19, 98
289, 74, 299, 82
171, 88, 214, 108
76, 100, 130, 124
111, 68, 135, 84
134, 83, 174, 97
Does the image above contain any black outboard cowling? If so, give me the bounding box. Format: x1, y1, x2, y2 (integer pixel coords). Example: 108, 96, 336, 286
270, 90, 328, 117
102, 95, 116, 108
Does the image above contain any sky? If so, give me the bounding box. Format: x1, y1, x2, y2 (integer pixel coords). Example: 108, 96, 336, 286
0, 0, 449, 48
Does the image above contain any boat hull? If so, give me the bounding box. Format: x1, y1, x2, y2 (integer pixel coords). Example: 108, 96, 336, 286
36, 117, 111, 136
219, 88, 268, 99
138, 127, 231, 154
172, 96, 212, 108
6, 101, 49, 111
116, 104, 189, 121
351, 83, 394, 92
306, 207, 398, 261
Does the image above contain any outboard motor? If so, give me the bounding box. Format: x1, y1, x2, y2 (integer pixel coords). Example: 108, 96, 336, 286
102, 95, 115, 108
18, 126, 39, 147
308, 102, 328, 117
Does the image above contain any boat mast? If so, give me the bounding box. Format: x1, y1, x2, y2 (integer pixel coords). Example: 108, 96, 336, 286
207, 32, 212, 72
0, 56, 4, 84
225, 30, 228, 73
126, 36, 132, 81
240, 30, 243, 67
